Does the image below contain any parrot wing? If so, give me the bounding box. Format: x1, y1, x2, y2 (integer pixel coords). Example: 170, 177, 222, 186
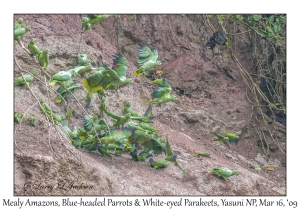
137, 42, 155, 66
164, 138, 173, 156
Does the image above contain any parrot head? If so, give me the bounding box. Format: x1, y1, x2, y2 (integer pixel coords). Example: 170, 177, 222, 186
30, 38, 35, 44
82, 17, 89, 23
17, 18, 23, 24
75, 137, 81, 141
231, 170, 238, 175
149, 158, 154, 163
124, 101, 130, 108
172, 154, 178, 159
147, 153, 153, 158
25, 26, 31, 32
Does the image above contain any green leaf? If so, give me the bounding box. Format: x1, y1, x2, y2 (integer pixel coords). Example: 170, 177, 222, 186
14, 112, 24, 123
273, 24, 282, 33
235, 15, 244, 21
252, 14, 261, 21
268, 15, 274, 23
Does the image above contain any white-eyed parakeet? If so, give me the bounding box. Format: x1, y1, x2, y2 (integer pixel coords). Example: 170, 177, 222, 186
14, 18, 23, 30
164, 138, 187, 174
14, 72, 36, 85
209, 167, 238, 180
14, 26, 30, 40
37, 49, 49, 76
149, 158, 169, 169
28, 38, 40, 57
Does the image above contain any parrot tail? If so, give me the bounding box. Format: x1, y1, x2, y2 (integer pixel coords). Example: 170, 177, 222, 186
133, 69, 143, 77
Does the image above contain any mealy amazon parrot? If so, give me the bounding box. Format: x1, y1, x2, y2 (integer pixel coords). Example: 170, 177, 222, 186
14, 71, 36, 85
82, 70, 107, 107
194, 152, 210, 157
55, 80, 80, 103
164, 138, 187, 174
14, 18, 23, 30
222, 132, 239, 145
149, 158, 169, 169
100, 128, 133, 145
77, 54, 91, 66
28, 38, 40, 57
133, 42, 162, 77
82, 15, 118, 32
214, 134, 231, 148
71, 137, 82, 148
104, 53, 132, 90
37, 49, 49, 76
14, 26, 30, 40
100, 101, 131, 127
132, 129, 153, 144
209, 167, 238, 180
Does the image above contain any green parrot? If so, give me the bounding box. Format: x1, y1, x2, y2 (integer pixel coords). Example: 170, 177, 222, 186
71, 137, 82, 148
130, 148, 152, 161
40, 98, 52, 115
50, 71, 72, 85
97, 144, 112, 158
222, 132, 239, 145
147, 78, 177, 105
128, 121, 144, 131
164, 138, 187, 174
194, 152, 210, 157
149, 158, 169, 169
83, 115, 110, 135
133, 129, 152, 144
68, 65, 92, 76
138, 150, 153, 161
104, 143, 125, 156
139, 122, 159, 133
52, 113, 66, 125
55, 80, 80, 103
133, 42, 162, 77
100, 128, 133, 145
100, 101, 131, 127
151, 137, 165, 155
81, 17, 92, 32
209, 167, 238, 180
104, 53, 132, 90
14, 26, 30, 40
82, 70, 107, 107
37, 49, 49, 76
146, 93, 177, 106
28, 38, 40, 57
14, 72, 36, 85
82, 15, 118, 32
77, 54, 91, 66
214, 134, 231, 148
124, 102, 153, 123
14, 18, 23, 30
123, 101, 139, 117
59, 120, 78, 140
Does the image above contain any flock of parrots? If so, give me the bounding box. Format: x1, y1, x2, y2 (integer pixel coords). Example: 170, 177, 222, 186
14, 16, 240, 180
